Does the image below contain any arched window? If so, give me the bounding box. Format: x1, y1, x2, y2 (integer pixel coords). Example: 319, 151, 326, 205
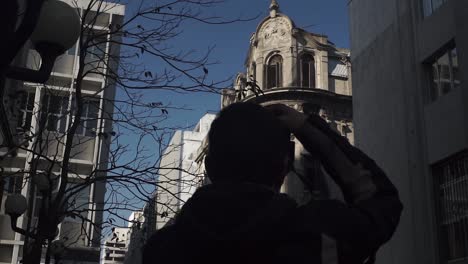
251, 62, 256, 81
267, 55, 283, 89
301, 54, 316, 88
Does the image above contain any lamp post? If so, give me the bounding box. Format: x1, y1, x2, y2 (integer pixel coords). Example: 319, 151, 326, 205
4, 172, 66, 264
1, 2, 81, 263
0, 0, 81, 153
6, 0, 81, 83
5, 194, 28, 231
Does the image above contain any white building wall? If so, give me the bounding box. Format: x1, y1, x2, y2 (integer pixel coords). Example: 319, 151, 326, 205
0, 1, 125, 264
155, 114, 215, 229
100, 227, 130, 264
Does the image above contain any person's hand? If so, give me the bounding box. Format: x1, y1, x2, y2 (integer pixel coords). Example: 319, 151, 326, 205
265, 104, 307, 133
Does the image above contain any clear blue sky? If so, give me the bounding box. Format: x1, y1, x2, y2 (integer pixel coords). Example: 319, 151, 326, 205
109, 0, 350, 228
131, 0, 350, 129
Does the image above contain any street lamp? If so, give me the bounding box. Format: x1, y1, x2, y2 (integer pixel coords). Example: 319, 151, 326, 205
0, 0, 81, 152
6, 0, 81, 83
5, 193, 28, 217
4, 194, 28, 234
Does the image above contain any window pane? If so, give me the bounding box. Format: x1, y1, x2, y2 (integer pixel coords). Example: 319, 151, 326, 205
84, 10, 110, 27
18, 92, 28, 110
76, 122, 85, 136
42, 95, 69, 133
48, 96, 61, 114
431, 64, 440, 99
267, 55, 282, 89
429, 48, 456, 101
85, 32, 108, 61
58, 116, 68, 133
252, 63, 256, 81
302, 54, 316, 88
87, 101, 99, 118
85, 119, 97, 137
269, 55, 282, 65
17, 113, 25, 129
3, 176, 23, 194
434, 154, 468, 262
267, 65, 277, 89
23, 112, 33, 131
60, 97, 69, 115
47, 115, 58, 131
66, 183, 90, 220
451, 48, 460, 89
302, 62, 310, 87
17, 91, 34, 130
27, 92, 35, 111
310, 63, 316, 88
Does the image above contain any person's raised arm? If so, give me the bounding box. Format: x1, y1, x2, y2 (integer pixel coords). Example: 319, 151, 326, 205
267, 104, 402, 259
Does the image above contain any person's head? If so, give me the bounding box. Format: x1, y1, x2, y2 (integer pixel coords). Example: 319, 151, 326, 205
205, 102, 291, 191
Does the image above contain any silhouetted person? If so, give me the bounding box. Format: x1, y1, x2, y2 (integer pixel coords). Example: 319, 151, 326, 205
143, 103, 402, 264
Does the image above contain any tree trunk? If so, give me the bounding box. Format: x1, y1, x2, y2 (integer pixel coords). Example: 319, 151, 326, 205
22, 237, 44, 264
45, 239, 52, 264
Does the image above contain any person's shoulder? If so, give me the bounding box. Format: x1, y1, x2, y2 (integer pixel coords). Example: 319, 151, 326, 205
146, 224, 179, 245
143, 225, 180, 264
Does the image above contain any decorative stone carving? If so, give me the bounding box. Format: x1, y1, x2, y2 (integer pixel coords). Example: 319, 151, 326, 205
261, 17, 291, 46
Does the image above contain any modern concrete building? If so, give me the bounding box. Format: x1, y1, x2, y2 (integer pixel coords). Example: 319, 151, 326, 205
349, 0, 468, 263
0, 1, 125, 263
155, 113, 215, 229
100, 210, 151, 264
124, 204, 156, 264
100, 227, 130, 264
218, 0, 353, 204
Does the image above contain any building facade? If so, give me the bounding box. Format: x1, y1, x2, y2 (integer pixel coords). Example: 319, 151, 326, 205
123, 204, 156, 264
349, 0, 468, 263
0, 1, 125, 263
220, 0, 354, 204
101, 210, 152, 264
155, 113, 216, 229
100, 227, 130, 264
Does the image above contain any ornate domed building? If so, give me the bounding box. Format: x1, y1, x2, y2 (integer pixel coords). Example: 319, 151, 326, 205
221, 0, 354, 204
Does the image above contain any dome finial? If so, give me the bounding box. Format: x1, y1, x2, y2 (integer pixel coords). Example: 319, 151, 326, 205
270, 0, 279, 11
269, 0, 279, 17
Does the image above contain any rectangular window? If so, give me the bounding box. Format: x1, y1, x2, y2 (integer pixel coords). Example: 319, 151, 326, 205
17, 91, 36, 132
76, 99, 100, 137
2, 175, 23, 195
423, 0, 448, 16
429, 46, 460, 101
84, 30, 108, 62
41, 94, 70, 133
65, 181, 91, 221
0, 245, 13, 263
32, 173, 59, 218
83, 10, 110, 27
433, 152, 468, 262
